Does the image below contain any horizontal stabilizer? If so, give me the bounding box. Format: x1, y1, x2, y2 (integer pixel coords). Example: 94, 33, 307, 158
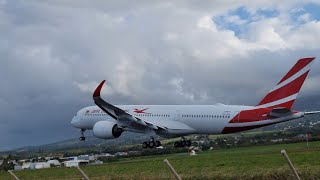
269, 107, 293, 117
304, 111, 320, 115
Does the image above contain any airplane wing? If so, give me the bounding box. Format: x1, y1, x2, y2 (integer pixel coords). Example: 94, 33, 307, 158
93, 80, 195, 134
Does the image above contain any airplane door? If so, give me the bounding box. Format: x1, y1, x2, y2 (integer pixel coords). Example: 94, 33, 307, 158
174, 110, 181, 121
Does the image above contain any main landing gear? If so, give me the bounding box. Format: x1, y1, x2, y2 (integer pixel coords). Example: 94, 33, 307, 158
79, 129, 86, 141
174, 137, 192, 148
142, 137, 162, 149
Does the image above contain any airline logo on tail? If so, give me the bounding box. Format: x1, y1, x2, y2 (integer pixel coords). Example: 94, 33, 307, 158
257, 57, 315, 109
223, 57, 316, 133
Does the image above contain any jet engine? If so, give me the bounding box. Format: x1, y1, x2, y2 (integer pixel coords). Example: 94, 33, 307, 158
93, 121, 123, 139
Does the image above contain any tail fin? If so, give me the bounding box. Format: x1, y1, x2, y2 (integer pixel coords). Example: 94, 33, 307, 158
257, 57, 316, 109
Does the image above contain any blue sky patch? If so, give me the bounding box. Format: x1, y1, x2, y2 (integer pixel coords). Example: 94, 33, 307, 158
213, 6, 278, 37
303, 3, 320, 21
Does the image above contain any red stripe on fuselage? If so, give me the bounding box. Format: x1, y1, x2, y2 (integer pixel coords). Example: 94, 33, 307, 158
229, 108, 274, 123
229, 101, 298, 124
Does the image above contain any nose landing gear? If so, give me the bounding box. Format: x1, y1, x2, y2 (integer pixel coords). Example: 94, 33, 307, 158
79, 129, 86, 141
142, 137, 162, 149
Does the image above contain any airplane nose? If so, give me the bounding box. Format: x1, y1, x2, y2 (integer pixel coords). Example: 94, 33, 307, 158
71, 116, 78, 127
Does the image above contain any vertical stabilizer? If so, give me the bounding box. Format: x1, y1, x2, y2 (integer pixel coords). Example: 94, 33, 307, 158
257, 57, 316, 109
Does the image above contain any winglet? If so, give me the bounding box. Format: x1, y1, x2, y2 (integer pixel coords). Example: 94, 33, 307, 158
93, 80, 106, 98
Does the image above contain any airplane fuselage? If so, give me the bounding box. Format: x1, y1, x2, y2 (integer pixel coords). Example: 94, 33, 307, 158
71, 104, 304, 136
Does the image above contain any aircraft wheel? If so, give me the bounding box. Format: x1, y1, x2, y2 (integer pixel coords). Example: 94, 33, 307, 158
155, 141, 161, 147
149, 141, 155, 148
174, 141, 180, 148
186, 140, 192, 147
79, 137, 85, 141
142, 142, 148, 148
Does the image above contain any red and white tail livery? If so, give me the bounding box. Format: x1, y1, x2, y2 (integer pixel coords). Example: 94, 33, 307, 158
257, 57, 315, 109
71, 57, 320, 148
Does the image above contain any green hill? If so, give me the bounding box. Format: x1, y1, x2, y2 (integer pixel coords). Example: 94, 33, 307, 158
1, 141, 320, 179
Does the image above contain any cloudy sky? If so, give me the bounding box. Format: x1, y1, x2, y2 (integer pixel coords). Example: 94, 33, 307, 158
1, 0, 320, 150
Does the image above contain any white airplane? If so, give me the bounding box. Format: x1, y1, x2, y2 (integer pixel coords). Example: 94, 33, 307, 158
71, 57, 320, 148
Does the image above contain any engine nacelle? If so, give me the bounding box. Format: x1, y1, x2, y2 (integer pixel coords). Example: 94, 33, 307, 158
93, 121, 123, 139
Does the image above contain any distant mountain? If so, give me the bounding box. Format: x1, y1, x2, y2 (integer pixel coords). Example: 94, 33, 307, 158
0, 132, 152, 156
294, 94, 320, 111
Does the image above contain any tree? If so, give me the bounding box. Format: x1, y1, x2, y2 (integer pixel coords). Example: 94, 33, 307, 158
0, 154, 14, 171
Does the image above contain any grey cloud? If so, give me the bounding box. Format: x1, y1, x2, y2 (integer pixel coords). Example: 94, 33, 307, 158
0, 1, 320, 150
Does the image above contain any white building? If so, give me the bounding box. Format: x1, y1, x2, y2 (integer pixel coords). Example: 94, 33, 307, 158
78, 155, 96, 161
22, 163, 35, 170
14, 165, 22, 171
63, 160, 89, 167
45, 157, 53, 161
34, 162, 50, 169
47, 160, 61, 167
67, 156, 78, 161
114, 152, 128, 156
94, 153, 114, 159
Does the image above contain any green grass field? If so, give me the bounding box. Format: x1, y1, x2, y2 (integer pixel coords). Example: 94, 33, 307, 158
1, 141, 320, 180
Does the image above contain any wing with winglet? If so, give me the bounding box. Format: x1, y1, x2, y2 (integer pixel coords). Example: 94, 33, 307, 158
92, 80, 195, 133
